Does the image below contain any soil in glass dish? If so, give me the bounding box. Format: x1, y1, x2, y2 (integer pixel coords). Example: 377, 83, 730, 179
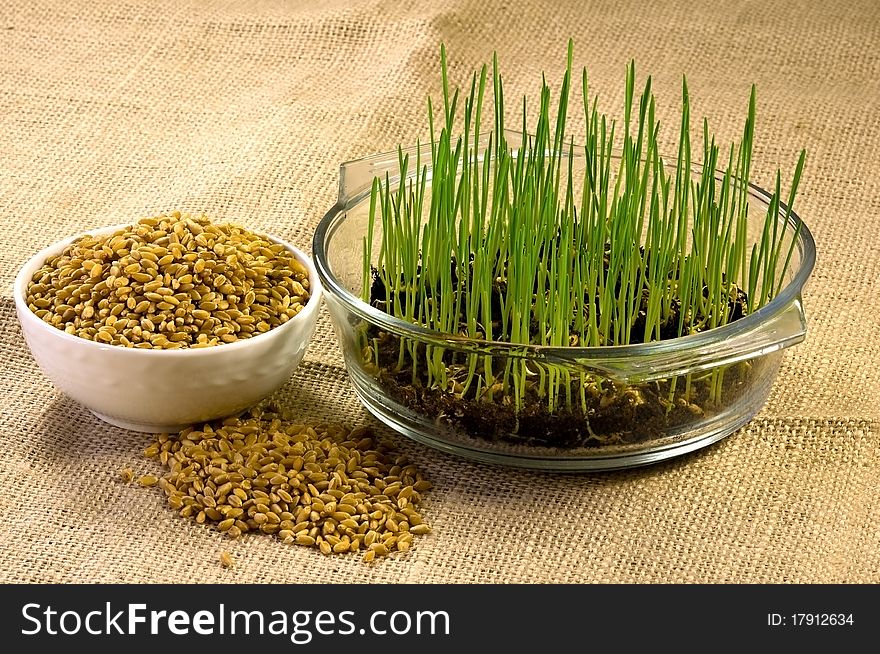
361, 260, 755, 449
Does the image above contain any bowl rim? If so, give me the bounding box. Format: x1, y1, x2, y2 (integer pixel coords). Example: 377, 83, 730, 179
313, 149, 816, 359
15, 221, 323, 357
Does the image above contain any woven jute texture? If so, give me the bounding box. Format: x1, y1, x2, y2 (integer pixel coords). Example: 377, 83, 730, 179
1, 0, 878, 583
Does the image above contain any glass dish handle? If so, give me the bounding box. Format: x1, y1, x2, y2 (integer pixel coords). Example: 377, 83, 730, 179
554, 296, 807, 383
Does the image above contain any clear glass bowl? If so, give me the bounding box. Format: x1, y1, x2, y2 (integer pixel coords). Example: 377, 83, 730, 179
313, 132, 816, 470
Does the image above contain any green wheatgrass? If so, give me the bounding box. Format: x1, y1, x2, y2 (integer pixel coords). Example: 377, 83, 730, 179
363, 41, 806, 411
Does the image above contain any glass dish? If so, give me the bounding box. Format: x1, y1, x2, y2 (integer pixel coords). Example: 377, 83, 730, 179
313, 132, 816, 470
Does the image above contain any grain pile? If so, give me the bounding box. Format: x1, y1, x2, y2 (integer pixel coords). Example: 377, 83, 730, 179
25, 212, 310, 348
141, 405, 432, 561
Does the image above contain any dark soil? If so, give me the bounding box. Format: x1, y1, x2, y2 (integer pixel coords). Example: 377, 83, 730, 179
363, 261, 754, 449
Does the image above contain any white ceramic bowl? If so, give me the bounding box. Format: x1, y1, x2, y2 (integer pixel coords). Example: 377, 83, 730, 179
14, 224, 323, 433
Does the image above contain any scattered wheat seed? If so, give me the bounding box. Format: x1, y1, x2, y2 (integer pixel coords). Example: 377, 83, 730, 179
139, 405, 431, 560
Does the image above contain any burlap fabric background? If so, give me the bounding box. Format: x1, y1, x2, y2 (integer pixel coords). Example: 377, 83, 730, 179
1, 0, 878, 584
